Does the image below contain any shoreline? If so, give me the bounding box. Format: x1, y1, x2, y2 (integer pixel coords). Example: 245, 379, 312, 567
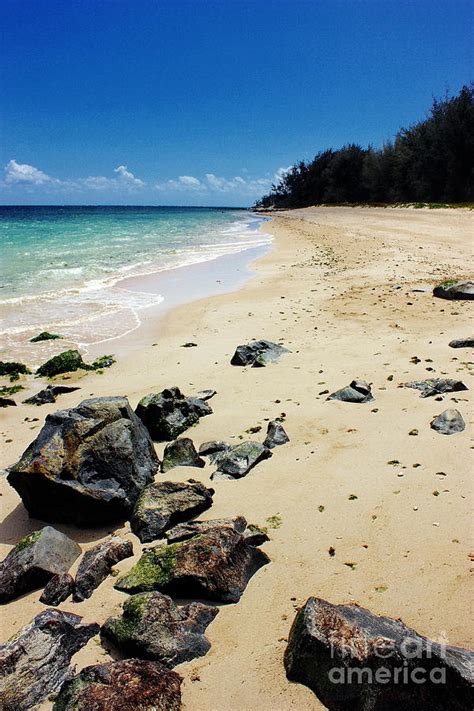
1, 206, 472, 711
0, 210, 272, 365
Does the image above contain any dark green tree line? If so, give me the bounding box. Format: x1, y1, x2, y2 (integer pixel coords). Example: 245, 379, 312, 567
256, 85, 473, 208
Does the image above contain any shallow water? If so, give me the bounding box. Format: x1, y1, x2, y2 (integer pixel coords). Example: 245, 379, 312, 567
0, 206, 271, 359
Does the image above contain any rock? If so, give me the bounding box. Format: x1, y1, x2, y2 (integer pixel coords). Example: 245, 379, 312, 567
0, 609, 99, 711
284, 596, 474, 711
230, 339, 290, 367
263, 420, 289, 448
0, 361, 30, 378
23, 384, 80, 406
36, 349, 86, 377
115, 527, 270, 602
433, 280, 474, 300
40, 572, 75, 606
73, 537, 134, 602
449, 337, 474, 349
0, 397, 16, 407
165, 516, 248, 543
181, 342, 197, 347
211, 441, 272, 480
102, 591, 218, 667
430, 409, 466, 435
135, 386, 212, 441
0, 526, 81, 603
195, 388, 217, 401
198, 440, 231, 456
89, 354, 115, 369
131, 481, 214, 543
52, 659, 182, 711
161, 437, 205, 472
8, 396, 159, 525
404, 378, 468, 398
30, 331, 63, 342
242, 524, 270, 546
327, 379, 374, 403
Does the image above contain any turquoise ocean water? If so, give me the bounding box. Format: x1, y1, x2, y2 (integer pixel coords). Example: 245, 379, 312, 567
0, 206, 270, 358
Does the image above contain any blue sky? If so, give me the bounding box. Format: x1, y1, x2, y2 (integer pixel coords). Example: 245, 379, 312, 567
1, 0, 472, 206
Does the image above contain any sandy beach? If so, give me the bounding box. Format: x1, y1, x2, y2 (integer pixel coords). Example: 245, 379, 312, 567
1, 206, 472, 710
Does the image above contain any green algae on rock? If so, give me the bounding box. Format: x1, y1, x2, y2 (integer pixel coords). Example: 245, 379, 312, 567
30, 331, 63, 342
115, 527, 270, 602
36, 350, 115, 377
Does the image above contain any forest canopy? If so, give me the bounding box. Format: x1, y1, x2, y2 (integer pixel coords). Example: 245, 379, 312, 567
255, 84, 473, 208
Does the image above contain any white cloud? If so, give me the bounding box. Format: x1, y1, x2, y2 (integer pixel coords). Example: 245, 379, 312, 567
4, 159, 55, 185
2, 160, 146, 192
114, 165, 145, 187
273, 165, 292, 184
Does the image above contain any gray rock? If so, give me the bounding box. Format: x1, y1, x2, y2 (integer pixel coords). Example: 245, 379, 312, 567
230, 339, 290, 367
130, 481, 214, 543
23, 385, 80, 406
242, 525, 270, 546
198, 440, 231, 456
102, 591, 218, 667
165, 516, 248, 543
404, 378, 468, 398
161, 437, 205, 472
449, 337, 474, 349
211, 441, 272, 480
0, 397, 16, 407
327, 379, 374, 403
284, 596, 474, 711
40, 572, 75, 606
8, 396, 159, 525
0, 609, 99, 711
115, 527, 270, 602
135, 386, 212, 441
195, 389, 217, 401
0, 526, 81, 603
263, 420, 289, 448
433, 280, 474, 300
52, 659, 182, 711
73, 537, 134, 602
430, 409, 466, 435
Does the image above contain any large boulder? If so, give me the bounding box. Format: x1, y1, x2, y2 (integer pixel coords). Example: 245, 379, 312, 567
53, 659, 182, 711
404, 378, 468, 398
135, 387, 212, 441
161, 437, 205, 472
230, 339, 290, 367
284, 596, 474, 711
211, 441, 272, 480
40, 572, 75, 606
73, 537, 134, 602
7, 397, 159, 525
263, 420, 290, 448
115, 527, 270, 602
0, 609, 99, 711
430, 409, 466, 435
101, 591, 218, 667
433, 280, 474, 300
327, 380, 374, 403
130, 481, 214, 543
0, 526, 81, 603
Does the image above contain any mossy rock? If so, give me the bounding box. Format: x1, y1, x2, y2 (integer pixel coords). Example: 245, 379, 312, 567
0, 384, 24, 396
36, 350, 86, 377
115, 545, 179, 593
90, 354, 115, 370
0, 361, 31, 379
30, 331, 63, 343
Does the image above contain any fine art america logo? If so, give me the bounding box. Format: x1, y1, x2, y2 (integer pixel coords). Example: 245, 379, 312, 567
327, 630, 449, 686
